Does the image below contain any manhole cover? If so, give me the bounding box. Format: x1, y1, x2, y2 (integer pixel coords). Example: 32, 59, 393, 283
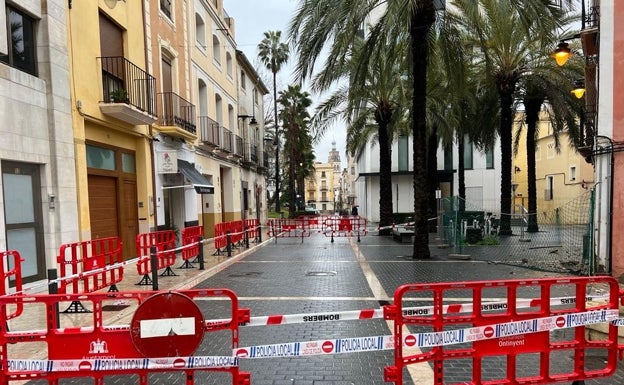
228, 271, 263, 277
306, 271, 337, 277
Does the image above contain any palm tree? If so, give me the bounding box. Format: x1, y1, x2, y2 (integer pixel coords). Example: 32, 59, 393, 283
278, 84, 313, 218
311, 35, 410, 234
290, 0, 437, 257
516, 52, 584, 232
448, 0, 567, 235
258, 30, 289, 214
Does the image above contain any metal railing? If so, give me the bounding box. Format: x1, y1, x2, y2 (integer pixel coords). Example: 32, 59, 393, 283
234, 135, 244, 157
222, 128, 233, 153
98, 56, 156, 116
199, 116, 220, 147
157, 92, 196, 134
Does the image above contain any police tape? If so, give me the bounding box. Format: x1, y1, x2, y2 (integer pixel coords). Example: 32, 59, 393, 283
6, 356, 238, 374
233, 309, 619, 358
205, 294, 611, 327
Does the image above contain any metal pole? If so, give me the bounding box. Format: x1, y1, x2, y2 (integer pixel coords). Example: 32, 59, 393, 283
197, 236, 205, 270
150, 246, 159, 291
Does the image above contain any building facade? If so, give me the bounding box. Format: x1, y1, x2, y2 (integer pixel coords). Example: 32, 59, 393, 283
0, 0, 267, 287
305, 141, 342, 214
0, 0, 77, 284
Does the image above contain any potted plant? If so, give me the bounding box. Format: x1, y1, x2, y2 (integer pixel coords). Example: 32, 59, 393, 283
110, 88, 129, 103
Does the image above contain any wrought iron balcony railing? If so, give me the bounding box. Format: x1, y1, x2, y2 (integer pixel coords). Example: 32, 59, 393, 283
99, 56, 156, 117
199, 116, 221, 147
222, 128, 233, 153
234, 135, 244, 158
157, 92, 196, 135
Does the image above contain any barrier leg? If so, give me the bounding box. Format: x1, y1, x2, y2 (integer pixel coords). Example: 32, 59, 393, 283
198, 236, 205, 270
357, 230, 361, 242
48, 268, 60, 327
258, 224, 262, 243
245, 226, 250, 249
227, 231, 232, 257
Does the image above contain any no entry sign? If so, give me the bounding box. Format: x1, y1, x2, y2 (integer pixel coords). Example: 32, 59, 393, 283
130, 292, 205, 358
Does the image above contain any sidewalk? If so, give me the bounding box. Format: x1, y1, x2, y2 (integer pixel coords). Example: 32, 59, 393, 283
5, 237, 266, 363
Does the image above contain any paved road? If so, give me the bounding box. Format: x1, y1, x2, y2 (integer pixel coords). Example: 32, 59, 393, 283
24, 231, 624, 384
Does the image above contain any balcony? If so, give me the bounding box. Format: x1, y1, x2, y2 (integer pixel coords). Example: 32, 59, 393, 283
155, 92, 197, 141
98, 57, 157, 125
233, 135, 244, 159
198, 116, 221, 150
221, 128, 234, 153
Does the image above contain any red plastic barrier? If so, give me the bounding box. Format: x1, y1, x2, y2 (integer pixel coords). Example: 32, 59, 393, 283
57, 237, 124, 294
244, 219, 259, 240
181, 225, 203, 262
0, 250, 23, 320
383, 276, 620, 385
266, 219, 311, 239
214, 222, 229, 252
135, 230, 176, 282
230, 220, 243, 245
322, 216, 367, 241
0, 289, 250, 385
297, 215, 320, 229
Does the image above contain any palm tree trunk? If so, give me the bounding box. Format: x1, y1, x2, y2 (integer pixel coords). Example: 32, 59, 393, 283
411, 3, 435, 259
498, 89, 514, 235
524, 98, 542, 232
273, 73, 281, 214
427, 125, 438, 232
378, 119, 393, 235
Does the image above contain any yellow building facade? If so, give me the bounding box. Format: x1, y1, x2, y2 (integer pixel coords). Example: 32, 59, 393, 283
512, 111, 594, 218
68, 0, 156, 260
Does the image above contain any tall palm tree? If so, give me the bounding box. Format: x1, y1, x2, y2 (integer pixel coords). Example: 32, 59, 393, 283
516, 52, 584, 232
258, 30, 289, 213
448, 0, 566, 235
311, 35, 410, 234
278, 84, 313, 218
290, 0, 437, 257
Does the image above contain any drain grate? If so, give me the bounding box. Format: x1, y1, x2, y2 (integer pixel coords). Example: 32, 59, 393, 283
305, 271, 337, 277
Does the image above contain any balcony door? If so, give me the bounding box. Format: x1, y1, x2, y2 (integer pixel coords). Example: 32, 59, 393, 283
99, 13, 125, 101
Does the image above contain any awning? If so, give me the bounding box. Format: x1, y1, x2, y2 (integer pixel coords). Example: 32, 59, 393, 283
177, 159, 214, 194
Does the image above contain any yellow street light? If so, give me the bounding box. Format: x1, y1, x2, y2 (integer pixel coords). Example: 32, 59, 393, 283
571, 79, 585, 99
552, 41, 572, 66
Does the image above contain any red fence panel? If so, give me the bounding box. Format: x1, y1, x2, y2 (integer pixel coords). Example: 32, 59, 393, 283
244, 219, 259, 241
322, 216, 367, 241
214, 222, 228, 253
230, 220, 243, 245
0, 289, 251, 385
181, 225, 203, 266
0, 250, 23, 320
56, 237, 124, 294
266, 219, 311, 241
383, 276, 620, 385
135, 231, 176, 281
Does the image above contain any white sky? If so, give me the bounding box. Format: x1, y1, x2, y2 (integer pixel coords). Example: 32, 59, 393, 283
223, 0, 346, 166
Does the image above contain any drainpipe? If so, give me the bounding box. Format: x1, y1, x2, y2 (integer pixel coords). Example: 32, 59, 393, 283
141, 0, 158, 230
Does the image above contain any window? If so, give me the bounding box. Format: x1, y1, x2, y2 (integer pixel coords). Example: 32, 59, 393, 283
160, 0, 172, 19
486, 147, 494, 169
226, 52, 232, 77
321, 171, 326, 178
398, 136, 408, 171
195, 14, 205, 49
0, 5, 37, 76
463, 134, 473, 170
212, 35, 221, 65
545, 175, 554, 201
546, 141, 555, 159
570, 166, 576, 181
241, 71, 246, 89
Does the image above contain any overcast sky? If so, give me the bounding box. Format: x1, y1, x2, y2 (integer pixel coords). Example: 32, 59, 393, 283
223, 0, 346, 166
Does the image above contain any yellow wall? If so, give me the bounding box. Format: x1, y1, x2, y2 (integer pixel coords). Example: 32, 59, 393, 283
512, 112, 594, 217
68, 1, 154, 238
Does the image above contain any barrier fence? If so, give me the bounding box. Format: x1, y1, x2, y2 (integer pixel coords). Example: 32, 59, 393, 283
135, 230, 177, 285
180, 225, 203, 269
214, 219, 261, 256
322, 216, 368, 242
5, 242, 624, 384
0, 250, 23, 320
56, 237, 124, 313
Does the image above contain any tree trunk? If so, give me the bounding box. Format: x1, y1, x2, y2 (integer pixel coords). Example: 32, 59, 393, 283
378, 118, 394, 235
458, 132, 466, 212
427, 125, 438, 232
498, 88, 515, 236
524, 97, 542, 232
411, 2, 435, 259
273, 73, 281, 214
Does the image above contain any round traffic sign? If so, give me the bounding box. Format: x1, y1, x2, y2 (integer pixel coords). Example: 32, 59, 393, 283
130, 292, 205, 358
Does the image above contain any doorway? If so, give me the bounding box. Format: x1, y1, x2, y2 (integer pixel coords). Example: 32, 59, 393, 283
1, 161, 46, 283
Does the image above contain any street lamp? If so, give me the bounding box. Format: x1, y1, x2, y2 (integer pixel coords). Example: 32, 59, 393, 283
552, 41, 572, 66
571, 79, 586, 99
